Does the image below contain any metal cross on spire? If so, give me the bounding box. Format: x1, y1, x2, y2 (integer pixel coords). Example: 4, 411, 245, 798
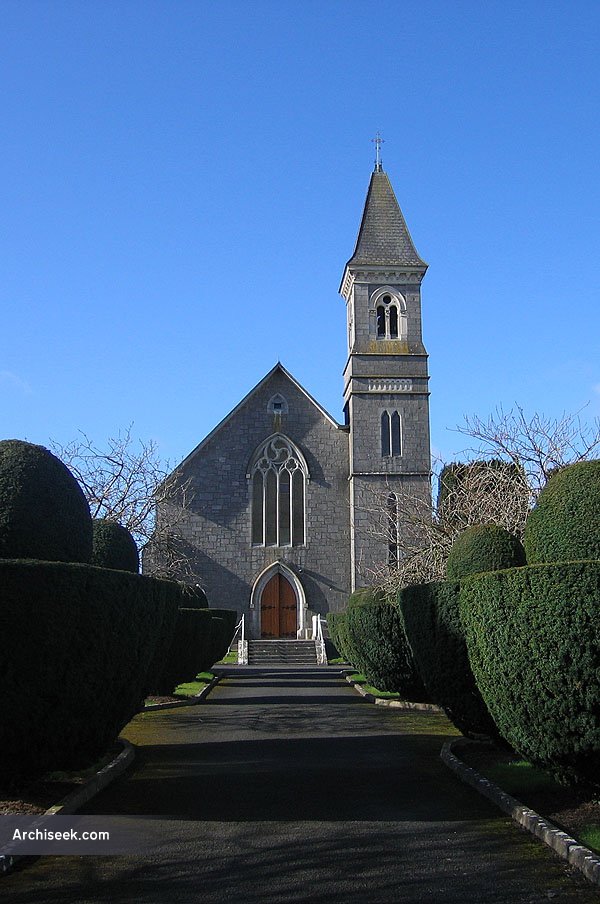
372, 131, 384, 172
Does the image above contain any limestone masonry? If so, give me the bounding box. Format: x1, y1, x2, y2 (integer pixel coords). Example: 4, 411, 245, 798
145, 162, 431, 638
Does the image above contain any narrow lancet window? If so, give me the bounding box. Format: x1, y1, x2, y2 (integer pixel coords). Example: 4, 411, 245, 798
376, 306, 386, 337
251, 471, 264, 545
387, 493, 399, 567
382, 411, 402, 457
391, 412, 402, 456
389, 305, 398, 339
381, 411, 391, 457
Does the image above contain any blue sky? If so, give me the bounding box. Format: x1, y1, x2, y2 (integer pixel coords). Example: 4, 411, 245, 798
1, 0, 599, 469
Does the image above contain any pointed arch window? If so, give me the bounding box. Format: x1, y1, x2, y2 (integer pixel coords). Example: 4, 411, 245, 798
249, 435, 307, 547
387, 493, 399, 567
371, 289, 407, 340
381, 411, 402, 457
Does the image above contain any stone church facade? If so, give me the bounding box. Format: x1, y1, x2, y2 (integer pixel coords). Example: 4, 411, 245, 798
146, 161, 431, 639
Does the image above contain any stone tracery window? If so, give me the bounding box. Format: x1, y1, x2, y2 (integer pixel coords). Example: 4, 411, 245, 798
250, 435, 307, 546
372, 288, 406, 340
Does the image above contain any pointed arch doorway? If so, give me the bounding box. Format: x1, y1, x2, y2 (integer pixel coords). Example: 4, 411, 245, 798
251, 562, 306, 639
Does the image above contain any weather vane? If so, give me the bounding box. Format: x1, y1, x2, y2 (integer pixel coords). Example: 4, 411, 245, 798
372, 131, 384, 171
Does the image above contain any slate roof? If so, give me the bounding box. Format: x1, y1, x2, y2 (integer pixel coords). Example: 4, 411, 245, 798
346, 169, 427, 269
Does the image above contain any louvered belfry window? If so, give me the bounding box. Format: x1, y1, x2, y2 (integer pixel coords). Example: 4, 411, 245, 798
251, 435, 306, 546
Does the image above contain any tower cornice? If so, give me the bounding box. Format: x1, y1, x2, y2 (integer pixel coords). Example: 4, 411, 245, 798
340, 265, 426, 300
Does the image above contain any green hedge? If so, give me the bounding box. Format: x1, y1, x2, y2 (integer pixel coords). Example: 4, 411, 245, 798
446, 524, 526, 581
92, 519, 139, 573
0, 440, 92, 564
179, 583, 209, 608
344, 601, 428, 698
0, 560, 179, 784
524, 461, 600, 564
328, 611, 351, 662
208, 608, 238, 663
347, 587, 388, 608
399, 581, 500, 738
460, 561, 600, 786
150, 608, 215, 695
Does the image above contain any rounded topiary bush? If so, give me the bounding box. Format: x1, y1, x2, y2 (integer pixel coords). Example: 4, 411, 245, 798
524, 460, 600, 564
92, 519, 139, 573
345, 601, 428, 699
0, 439, 92, 563
399, 581, 501, 739
446, 524, 526, 581
460, 561, 600, 786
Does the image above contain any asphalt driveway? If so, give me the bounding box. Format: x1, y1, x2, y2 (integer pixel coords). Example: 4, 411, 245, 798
3, 668, 598, 902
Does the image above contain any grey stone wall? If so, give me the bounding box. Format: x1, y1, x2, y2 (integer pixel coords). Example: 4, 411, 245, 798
149, 369, 351, 636
350, 474, 431, 589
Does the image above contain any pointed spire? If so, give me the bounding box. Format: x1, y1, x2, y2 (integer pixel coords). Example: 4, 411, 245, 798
346, 168, 426, 269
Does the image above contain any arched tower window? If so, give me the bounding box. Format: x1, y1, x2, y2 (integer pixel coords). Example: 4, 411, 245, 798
249, 435, 307, 547
391, 411, 402, 456
389, 305, 398, 339
371, 288, 407, 341
387, 493, 399, 567
381, 411, 402, 457
381, 411, 391, 456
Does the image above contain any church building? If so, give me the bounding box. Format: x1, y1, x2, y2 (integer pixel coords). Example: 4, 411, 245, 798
147, 157, 431, 639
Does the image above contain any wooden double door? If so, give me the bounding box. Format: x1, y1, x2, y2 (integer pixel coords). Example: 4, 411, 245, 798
260, 572, 297, 638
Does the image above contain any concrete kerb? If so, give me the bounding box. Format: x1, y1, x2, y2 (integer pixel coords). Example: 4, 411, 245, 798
343, 671, 442, 713
0, 739, 135, 878
441, 738, 600, 888
1, 677, 222, 877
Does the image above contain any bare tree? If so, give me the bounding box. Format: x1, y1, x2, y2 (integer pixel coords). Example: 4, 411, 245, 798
51, 426, 197, 581
354, 457, 529, 593
357, 404, 600, 594
455, 405, 600, 498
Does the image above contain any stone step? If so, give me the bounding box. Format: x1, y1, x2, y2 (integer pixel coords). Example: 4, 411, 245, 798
247, 640, 318, 665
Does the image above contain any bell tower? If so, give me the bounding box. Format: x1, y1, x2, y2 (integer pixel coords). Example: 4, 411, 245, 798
341, 153, 431, 589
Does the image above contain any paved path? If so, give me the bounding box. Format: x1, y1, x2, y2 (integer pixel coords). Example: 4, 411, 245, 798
4, 668, 599, 902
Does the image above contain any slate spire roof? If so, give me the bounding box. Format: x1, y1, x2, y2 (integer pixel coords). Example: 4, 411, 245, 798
346, 168, 427, 269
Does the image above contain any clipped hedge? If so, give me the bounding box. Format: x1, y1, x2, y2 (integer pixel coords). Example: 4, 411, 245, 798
446, 524, 525, 581
208, 608, 238, 663
179, 583, 209, 608
328, 611, 351, 662
347, 586, 387, 608
150, 608, 215, 695
344, 601, 428, 698
399, 581, 500, 738
524, 460, 600, 564
460, 561, 600, 786
0, 560, 180, 785
0, 440, 92, 564
92, 519, 140, 573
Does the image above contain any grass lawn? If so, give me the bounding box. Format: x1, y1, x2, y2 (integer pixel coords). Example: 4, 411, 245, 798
458, 743, 600, 855
345, 671, 403, 699
172, 671, 214, 697
218, 649, 238, 664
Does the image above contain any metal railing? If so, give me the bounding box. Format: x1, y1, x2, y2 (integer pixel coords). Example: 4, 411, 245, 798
314, 613, 327, 665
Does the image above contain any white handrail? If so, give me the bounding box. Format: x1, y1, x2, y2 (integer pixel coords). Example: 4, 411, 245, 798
228, 614, 245, 652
